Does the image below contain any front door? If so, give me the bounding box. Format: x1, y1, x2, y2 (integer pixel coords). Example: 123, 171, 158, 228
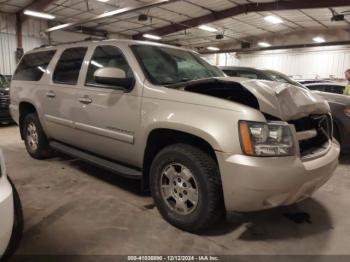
70, 44, 142, 166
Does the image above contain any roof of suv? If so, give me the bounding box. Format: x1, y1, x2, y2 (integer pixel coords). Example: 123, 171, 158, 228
30, 38, 192, 54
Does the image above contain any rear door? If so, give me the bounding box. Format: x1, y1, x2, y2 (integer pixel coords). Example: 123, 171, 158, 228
42, 47, 88, 145
69, 44, 142, 166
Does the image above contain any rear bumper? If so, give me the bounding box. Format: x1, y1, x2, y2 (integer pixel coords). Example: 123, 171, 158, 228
0, 152, 14, 256
216, 141, 340, 212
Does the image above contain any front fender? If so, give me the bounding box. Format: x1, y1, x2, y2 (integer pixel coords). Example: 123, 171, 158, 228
138, 96, 264, 155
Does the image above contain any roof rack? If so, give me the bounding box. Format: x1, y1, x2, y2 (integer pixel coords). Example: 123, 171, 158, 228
34, 37, 107, 49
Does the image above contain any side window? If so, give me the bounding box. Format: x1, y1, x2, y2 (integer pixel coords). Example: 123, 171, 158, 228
223, 70, 238, 77
13, 50, 56, 81
236, 71, 258, 79
53, 47, 87, 85
326, 85, 344, 94
308, 85, 325, 92
86, 45, 133, 88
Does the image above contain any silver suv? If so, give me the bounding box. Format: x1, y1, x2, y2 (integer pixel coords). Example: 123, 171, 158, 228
10, 40, 339, 232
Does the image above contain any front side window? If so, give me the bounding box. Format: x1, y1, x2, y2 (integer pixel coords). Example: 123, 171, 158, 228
53, 47, 87, 85
86, 45, 133, 88
131, 45, 224, 85
13, 50, 56, 81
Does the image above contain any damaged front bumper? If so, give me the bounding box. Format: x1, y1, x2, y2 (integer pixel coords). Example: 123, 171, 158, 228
216, 140, 340, 212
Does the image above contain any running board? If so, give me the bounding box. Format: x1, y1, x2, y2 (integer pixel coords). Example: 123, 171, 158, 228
50, 141, 142, 179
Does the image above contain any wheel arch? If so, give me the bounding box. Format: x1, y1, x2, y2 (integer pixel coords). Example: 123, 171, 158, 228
18, 101, 38, 139
142, 128, 219, 191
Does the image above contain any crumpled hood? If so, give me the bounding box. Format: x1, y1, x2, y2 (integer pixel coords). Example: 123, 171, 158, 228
226, 77, 330, 121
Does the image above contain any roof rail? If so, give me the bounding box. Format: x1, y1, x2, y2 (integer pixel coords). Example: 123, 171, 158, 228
34, 37, 107, 49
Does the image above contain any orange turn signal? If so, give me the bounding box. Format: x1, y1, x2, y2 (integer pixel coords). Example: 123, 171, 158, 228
239, 121, 254, 155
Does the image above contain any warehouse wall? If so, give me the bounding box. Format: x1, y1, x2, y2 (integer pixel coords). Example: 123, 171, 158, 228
0, 13, 48, 75
204, 45, 350, 80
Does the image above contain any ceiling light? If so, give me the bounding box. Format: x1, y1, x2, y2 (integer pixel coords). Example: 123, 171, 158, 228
258, 42, 271, 47
264, 15, 283, 24
207, 46, 220, 51
313, 37, 326, 43
46, 23, 73, 32
91, 61, 103, 68
96, 0, 110, 2
100, 7, 129, 18
23, 10, 55, 20
198, 25, 218, 32
143, 34, 162, 40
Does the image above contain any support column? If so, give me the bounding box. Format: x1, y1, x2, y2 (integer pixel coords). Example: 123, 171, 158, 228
15, 13, 24, 62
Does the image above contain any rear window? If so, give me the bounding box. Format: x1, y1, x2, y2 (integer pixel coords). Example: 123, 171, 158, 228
53, 47, 87, 85
13, 50, 56, 81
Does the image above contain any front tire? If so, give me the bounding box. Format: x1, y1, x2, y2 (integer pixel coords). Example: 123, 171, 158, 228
150, 144, 225, 232
23, 113, 53, 159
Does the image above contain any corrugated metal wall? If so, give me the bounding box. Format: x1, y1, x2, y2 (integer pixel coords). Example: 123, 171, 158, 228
205, 45, 350, 79
0, 13, 47, 75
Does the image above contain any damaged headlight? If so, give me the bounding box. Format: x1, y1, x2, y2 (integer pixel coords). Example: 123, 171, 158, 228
239, 121, 295, 156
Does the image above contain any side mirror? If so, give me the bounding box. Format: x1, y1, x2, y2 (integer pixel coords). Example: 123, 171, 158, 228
94, 67, 134, 90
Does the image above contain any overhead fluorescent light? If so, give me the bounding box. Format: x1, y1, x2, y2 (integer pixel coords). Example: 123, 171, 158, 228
206, 46, 220, 51
264, 15, 283, 24
198, 25, 218, 32
143, 33, 162, 40
23, 10, 55, 20
313, 36, 326, 43
96, 0, 110, 2
258, 42, 271, 47
37, 66, 46, 73
46, 23, 73, 32
91, 61, 103, 68
100, 7, 129, 18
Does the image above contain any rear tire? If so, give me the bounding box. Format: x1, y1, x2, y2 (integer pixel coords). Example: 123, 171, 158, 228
23, 113, 53, 159
2, 178, 23, 261
150, 143, 225, 232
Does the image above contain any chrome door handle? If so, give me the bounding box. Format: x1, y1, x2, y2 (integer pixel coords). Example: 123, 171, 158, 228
46, 91, 56, 98
78, 96, 93, 104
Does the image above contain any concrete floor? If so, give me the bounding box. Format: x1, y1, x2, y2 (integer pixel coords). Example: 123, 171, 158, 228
1, 124, 350, 256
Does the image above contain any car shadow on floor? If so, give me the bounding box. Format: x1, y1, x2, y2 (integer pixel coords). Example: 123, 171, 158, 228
199, 199, 332, 240
52, 152, 147, 197
52, 152, 333, 240
339, 153, 350, 164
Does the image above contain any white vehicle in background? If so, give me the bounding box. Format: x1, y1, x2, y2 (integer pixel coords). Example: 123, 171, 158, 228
0, 150, 23, 260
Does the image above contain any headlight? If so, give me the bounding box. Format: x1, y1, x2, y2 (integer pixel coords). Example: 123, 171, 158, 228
239, 121, 295, 156
344, 106, 350, 117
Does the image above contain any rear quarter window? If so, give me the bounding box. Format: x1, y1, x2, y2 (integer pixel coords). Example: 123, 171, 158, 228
13, 50, 56, 81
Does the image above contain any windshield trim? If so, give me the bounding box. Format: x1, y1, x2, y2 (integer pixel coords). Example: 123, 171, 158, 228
130, 44, 224, 86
